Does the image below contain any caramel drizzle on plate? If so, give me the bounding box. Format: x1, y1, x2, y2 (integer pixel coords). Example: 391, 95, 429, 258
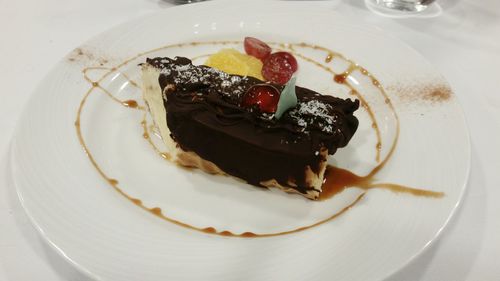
75, 40, 443, 238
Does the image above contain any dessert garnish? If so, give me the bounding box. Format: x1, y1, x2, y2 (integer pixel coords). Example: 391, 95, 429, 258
243, 37, 299, 85
262, 52, 298, 84
204, 38, 299, 85
240, 77, 297, 117
204, 48, 263, 80
244, 37, 272, 60
275, 76, 298, 119
241, 84, 281, 113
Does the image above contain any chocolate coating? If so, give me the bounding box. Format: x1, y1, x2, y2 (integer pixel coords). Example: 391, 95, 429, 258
147, 57, 359, 194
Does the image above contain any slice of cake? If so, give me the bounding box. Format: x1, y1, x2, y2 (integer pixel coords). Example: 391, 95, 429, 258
141, 56, 359, 200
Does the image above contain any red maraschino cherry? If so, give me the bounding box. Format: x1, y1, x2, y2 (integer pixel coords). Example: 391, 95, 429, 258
244, 37, 272, 60
262, 52, 298, 85
241, 84, 280, 113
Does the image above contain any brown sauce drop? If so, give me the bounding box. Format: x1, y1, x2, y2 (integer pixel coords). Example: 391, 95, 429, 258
241, 232, 257, 237
220, 231, 233, 236
334, 74, 347, 84
122, 99, 138, 108
334, 65, 357, 84
325, 53, 334, 63
203, 227, 216, 233
131, 198, 142, 205
108, 179, 118, 185
150, 207, 162, 216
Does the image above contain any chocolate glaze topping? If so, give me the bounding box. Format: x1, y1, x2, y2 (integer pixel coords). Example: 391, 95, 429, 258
147, 56, 359, 194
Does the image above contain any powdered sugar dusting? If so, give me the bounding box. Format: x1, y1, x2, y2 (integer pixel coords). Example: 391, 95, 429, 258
148, 56, 249, 97
288, 100, 339, 133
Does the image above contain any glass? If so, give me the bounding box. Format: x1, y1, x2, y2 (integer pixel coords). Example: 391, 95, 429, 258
172, 0, 206, 4
366, 0, 437, 13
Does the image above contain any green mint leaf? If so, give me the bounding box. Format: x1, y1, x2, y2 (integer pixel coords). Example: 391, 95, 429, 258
275, 77, 298, 119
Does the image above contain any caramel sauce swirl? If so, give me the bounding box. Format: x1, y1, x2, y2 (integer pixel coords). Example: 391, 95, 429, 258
75, 40, 443, 238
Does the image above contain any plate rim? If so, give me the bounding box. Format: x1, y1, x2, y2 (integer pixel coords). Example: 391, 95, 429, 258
10, 1, 472, 280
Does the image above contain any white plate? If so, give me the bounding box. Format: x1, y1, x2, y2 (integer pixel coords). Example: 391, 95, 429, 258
11, 1, 470, 281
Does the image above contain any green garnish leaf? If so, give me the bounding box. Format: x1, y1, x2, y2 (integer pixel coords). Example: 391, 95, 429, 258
275, 77, 298, 119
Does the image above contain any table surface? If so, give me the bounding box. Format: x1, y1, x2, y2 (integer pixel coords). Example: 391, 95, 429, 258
1, 0, 499, 280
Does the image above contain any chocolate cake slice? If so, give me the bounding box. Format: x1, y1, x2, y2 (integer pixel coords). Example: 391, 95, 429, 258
141, 56, 359, 200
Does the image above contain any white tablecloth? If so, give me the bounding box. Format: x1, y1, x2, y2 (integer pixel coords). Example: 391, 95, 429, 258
1, 0, 499, 280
